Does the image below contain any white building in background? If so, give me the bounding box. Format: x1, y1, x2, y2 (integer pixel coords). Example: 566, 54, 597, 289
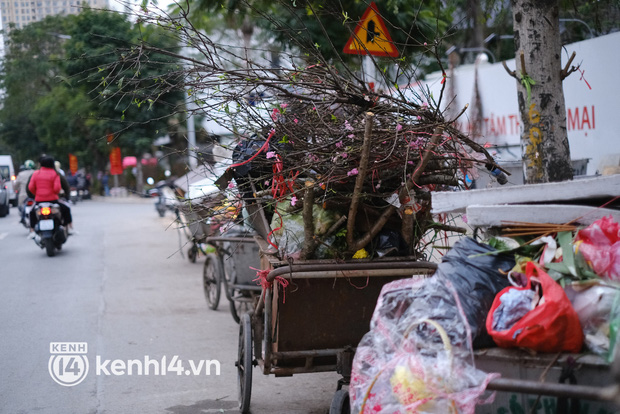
0, 0, 109, 31
414, 31, 620, 185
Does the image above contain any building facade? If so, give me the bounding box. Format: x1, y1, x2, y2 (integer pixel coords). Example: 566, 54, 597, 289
1, 0, 109, 31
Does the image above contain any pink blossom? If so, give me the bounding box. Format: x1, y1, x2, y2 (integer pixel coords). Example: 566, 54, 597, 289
294, 119, 299, 123
341, 153, 348, 159
264, 180, 270, 186
266, 151, 276, 159
291, 196, 298, 206
271, 108, 279, 121
344, 120, 354, 131
335, 141, 344, 148
347, 134, 355, 139
228, 182, 235, 189
396, 124, 403, 132
410, 138, 423, 148
312, 107, 316, 111
347, 168, 358, 176
280, 103, 288, 109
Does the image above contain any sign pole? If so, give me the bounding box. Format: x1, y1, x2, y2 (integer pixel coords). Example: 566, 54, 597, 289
364, 55, 375, 91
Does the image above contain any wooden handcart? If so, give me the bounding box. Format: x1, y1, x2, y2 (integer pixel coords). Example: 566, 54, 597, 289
232, 201, 438, 413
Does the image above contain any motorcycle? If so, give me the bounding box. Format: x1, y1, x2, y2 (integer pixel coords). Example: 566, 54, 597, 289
32, 202, 68, 257
150, 182, 177, 217
19, 197, 35, 229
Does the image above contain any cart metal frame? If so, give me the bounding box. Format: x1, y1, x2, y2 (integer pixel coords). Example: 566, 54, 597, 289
175, 205, 214, 263
203, 234, 262, 323
236, 240, 438, 413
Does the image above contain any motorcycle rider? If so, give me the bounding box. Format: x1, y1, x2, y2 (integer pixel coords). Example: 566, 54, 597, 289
14, 159, 35, 225
28, 156, 74, 235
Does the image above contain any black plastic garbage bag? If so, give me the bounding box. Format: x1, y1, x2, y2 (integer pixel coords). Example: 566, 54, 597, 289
434, 237, 515, 348
373, 229, 410, 257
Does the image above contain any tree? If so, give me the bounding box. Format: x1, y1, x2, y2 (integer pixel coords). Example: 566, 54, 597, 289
0, 16, 70, 162
171, 0, 453, 72
0, 8, 184, 178
509, 0, 573, 183
62, 9, 185, 166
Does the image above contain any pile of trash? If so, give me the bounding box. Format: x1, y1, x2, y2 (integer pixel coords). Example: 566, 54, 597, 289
349, 215, 620, 413
487, 215, 620, 359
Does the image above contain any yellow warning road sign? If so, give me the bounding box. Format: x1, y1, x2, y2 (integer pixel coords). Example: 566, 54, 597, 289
343, 2, 398, 57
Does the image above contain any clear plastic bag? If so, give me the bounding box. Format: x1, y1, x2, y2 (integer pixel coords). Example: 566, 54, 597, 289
269, 198, 341, 259
565, 282, 620, 359
350, 277, 498, 414
575, 215, 620, 281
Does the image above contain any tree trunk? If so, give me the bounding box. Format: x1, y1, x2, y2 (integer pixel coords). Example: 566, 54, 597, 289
512, 0, 573, 183
467, 0, 484, 50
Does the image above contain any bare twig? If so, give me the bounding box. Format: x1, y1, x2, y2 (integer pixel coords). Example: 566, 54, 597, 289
502, 60, 517, 79
347, 111, 375, 251
560, 51, 578, 80
300, 180, 316, 260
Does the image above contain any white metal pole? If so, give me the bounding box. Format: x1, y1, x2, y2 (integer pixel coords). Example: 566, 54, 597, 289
186, 94, 197, 170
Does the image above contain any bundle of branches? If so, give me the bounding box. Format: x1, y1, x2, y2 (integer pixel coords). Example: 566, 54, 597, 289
94, 0, 503, 260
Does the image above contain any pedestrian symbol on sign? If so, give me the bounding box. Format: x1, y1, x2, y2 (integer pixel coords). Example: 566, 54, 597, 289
366, 20, 379, 43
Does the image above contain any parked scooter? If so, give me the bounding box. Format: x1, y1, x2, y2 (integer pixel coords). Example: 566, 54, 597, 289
32, 202, 68, 257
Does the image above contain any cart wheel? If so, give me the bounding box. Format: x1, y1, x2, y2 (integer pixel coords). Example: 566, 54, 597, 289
237, 313, 253, 413
188, 244, 198, 263
230, 292, 254, 324
221, 248, 235, 302
329, 389, 350, 414
202, 253, 222, 310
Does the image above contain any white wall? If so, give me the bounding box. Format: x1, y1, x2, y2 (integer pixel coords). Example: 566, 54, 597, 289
422, 32, 620, 176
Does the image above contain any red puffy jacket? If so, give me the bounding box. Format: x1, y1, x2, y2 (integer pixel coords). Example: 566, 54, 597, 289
28, 167, 61, 202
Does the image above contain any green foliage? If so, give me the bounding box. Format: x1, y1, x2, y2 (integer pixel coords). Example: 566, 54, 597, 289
0, 15, 70, 162
259, 1, 452, 66
0, 8, 184, 170
172, 0, 452, 69
559, 0, 620, 39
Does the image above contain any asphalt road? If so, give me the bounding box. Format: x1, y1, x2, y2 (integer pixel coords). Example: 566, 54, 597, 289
0, 197, 336, 414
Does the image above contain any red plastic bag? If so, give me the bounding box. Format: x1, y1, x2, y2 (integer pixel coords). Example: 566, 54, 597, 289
575, 215, 620, 281
486, 262, 583, 353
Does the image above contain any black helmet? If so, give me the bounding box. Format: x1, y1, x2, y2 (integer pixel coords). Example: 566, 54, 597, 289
40, 156, 55, 169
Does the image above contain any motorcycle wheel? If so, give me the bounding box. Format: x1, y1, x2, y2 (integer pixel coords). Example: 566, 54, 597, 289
45, 239, 56, 257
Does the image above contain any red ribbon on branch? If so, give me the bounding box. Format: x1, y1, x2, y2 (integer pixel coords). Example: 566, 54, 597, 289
251, 267, 289, 303
229, 129, 276, 169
